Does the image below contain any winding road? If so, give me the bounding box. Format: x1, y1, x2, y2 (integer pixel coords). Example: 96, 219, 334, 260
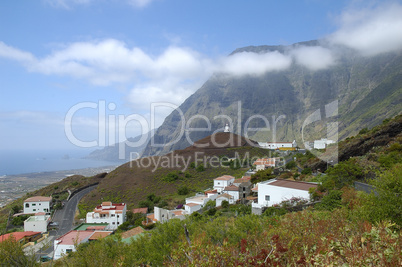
38, 185, 97, 258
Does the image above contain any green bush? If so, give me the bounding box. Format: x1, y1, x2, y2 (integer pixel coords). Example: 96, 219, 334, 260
358, 127, 369, 135
163, 172, 179, 182
285, 161, 296, 169
316, 190, 343, 211
360, 164, 402, 226
251, 168, 275, 184
221, 200, 229, 209
196, 164, 205, 172
177, 186, 189, 195
301, 167, 312, 175
11, 215, 29, 226
263, 206, 287, 217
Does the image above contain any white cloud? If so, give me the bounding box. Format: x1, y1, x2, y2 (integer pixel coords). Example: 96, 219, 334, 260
219, 51, 292, 76
291, 46, 335, 71
0, 42, 35, 64
330, 2, 402, 56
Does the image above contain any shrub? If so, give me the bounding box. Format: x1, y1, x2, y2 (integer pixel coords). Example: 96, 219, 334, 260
285, 161, 296, 169
177, 186, 189, 195
11, 215, 29, 226
263, 206, 287, 217
221, 200, 229, 209
11, 205, 22, 214
301, 167, 312, 175
359, 127, 369, 135
196, 164, 205, 172
163, 172, 179, 182
316, 190, 343, 211
251, 168, 274, 184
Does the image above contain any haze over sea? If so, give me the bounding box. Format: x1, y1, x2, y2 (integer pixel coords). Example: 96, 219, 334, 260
0, 149, 121, 176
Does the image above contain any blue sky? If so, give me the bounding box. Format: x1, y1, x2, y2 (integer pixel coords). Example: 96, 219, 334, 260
1, 0, 402, 152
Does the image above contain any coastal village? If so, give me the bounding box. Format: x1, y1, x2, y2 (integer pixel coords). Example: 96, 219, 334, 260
0, 125, 335, 261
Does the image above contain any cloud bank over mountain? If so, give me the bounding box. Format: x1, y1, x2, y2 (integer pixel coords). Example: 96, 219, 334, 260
1, 1, 402, 146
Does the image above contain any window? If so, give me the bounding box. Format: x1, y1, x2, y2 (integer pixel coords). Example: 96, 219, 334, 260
32, 203, 36, 206
33, 209, 36, 211
25, 203, 29, 208
112, 222, 115, 225
111, 214, 115, 217
66, 249, 72, 254
117, 215, 119, 218
265, 195, 270, 201
117, 222, 120, 225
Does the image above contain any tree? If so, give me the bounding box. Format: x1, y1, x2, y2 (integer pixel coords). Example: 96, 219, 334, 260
325, 159, 364, 189
0, 238, 38, 266
11, 205, 22, 214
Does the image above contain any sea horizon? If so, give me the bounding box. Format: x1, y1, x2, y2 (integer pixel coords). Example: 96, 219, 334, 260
0, 149, 122, 176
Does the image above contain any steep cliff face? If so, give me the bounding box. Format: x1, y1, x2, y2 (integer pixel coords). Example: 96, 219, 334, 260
143, 42, 402, 157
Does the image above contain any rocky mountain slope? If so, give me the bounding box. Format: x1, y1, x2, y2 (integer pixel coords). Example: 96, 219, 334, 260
143, 41, 402, 156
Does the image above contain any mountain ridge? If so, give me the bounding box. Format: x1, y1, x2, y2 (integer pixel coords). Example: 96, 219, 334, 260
142, 41, 402, 157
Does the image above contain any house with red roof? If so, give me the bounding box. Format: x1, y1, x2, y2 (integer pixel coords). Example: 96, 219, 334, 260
223, 184, 240, 201
54, 230, 102, 260
253, 158, 280, 171
0, 231, 42, 245
132, 207, 148, 214
213, 175, 235, 193
251, 179, 318, 214
86, 202, 127, 230
23, 196, 52, 214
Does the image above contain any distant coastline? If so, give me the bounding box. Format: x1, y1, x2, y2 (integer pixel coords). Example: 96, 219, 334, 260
0, 164, 119, 207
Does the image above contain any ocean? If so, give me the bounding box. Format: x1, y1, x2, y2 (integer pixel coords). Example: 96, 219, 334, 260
0, 149, 121, 176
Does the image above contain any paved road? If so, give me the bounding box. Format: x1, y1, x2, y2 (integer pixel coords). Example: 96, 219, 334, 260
38, 185, 97, 258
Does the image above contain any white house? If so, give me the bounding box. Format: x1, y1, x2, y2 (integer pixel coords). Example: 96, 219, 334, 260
259, 140, 297, 149
184, 203, 202, 214
86, 202, 126, 230
204, 189, 219, 200
23, 196, 52, 214
253, 158, 279, 171
216, 193, 235, 207
252, 179, 318, 213
154, 207, 187, 223
185, 194, 211, 206
53, 230, 94, 260
24, 212, 50, 233
213, 175, 235, 193
313, 139, 335, 149
223, 185, 240, 202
